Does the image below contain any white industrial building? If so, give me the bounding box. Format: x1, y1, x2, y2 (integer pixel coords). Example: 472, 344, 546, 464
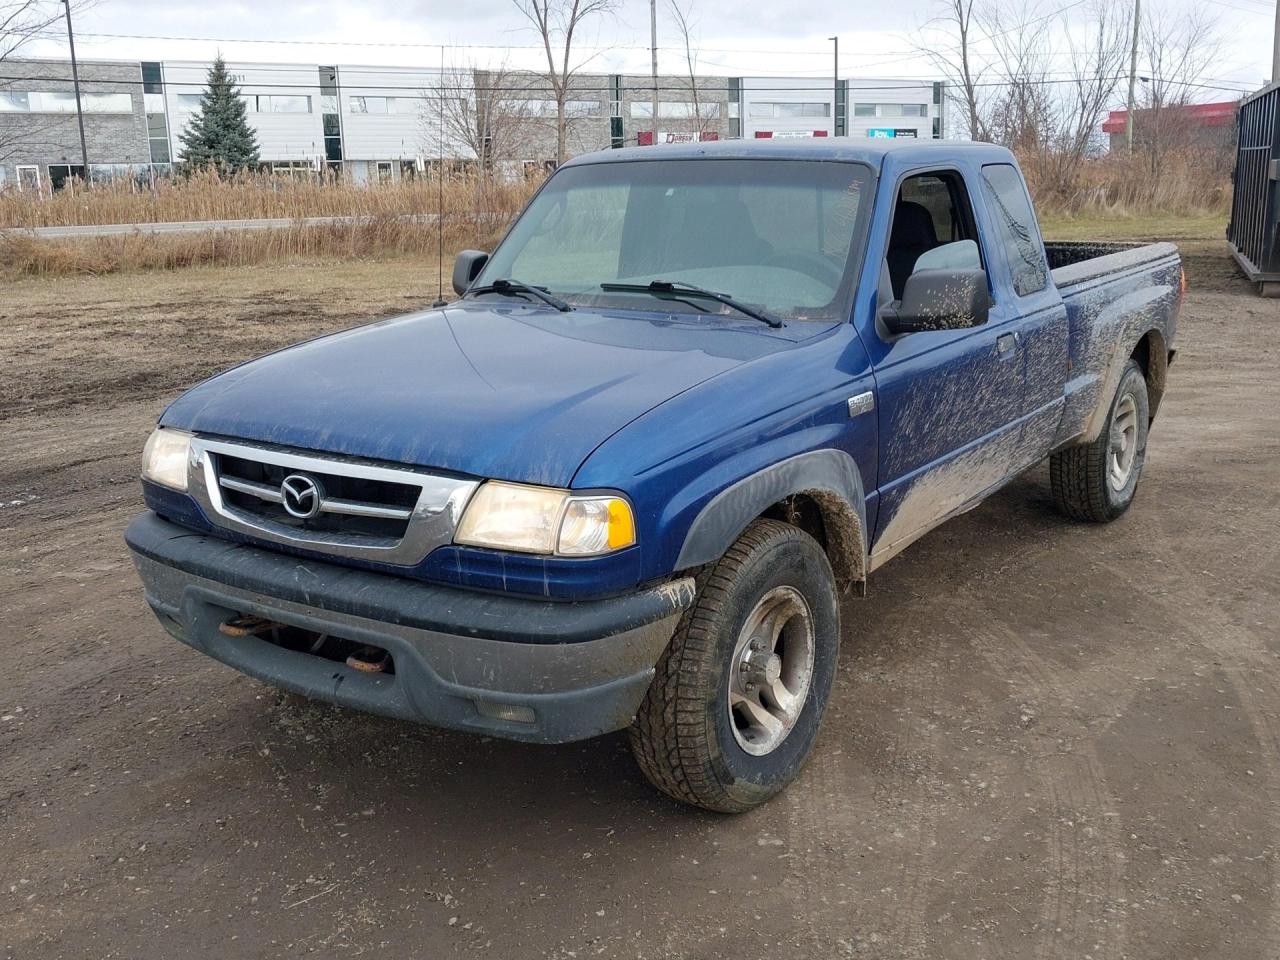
735, 76, 944, 140
0, 57, 945, 190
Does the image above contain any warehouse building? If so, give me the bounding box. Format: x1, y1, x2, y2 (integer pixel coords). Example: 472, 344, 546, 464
0, 57, 944, 190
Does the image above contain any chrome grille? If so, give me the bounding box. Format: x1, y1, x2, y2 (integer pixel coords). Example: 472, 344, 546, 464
186, 437, 479, 566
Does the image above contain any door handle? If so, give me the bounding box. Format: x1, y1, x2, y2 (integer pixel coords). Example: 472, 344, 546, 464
996, 332, 1019, 357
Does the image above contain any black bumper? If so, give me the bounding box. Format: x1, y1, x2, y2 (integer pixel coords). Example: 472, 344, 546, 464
125, 512, 694, 743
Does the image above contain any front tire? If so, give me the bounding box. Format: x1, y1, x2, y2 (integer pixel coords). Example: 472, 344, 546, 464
1050, 358, 1150, 522
629, 519, 840, 813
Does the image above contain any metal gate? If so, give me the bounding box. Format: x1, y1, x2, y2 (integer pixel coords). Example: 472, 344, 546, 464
1228, 82, 1280, 293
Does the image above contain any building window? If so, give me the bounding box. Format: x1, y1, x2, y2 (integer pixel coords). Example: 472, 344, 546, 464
176, 92, 312, 113
349, 96, 399, 114
77, 92, 132, 113
269, 161, 315, 180
854, 103, 928, 118
517, 99, 602, 118
319, 66, 343, 166
47, 164, 87, 190
747, 101, 829, 119
256, 95, 311, 113
17, 165, 40, 192
142, 61, 163, 95
630, 101, 719, 119
2, 91, 133, 113
376, 160, 394, 183
90, 163, 165, 185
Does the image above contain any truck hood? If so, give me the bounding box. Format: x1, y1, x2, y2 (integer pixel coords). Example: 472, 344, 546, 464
160, 301, 792, 487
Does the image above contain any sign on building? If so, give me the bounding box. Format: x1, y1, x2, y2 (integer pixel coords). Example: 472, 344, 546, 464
636, 131, 720, 146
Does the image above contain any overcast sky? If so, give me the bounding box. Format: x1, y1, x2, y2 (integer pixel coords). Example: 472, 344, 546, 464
20, 0, 1275, 101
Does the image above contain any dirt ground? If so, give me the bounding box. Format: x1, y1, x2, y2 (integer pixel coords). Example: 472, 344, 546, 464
2, 244, 1278, 960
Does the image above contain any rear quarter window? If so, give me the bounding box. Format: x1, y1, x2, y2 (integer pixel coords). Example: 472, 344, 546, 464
980, 163, 1049, 297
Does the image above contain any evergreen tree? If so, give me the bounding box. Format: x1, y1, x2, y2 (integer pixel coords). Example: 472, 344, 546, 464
178, 55, 260, 171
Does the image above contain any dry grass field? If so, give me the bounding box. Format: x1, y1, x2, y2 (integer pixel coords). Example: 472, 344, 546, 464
0, 168, 539, 229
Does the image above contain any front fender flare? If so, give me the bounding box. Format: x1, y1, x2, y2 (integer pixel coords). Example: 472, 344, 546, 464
673, 449, 868, 590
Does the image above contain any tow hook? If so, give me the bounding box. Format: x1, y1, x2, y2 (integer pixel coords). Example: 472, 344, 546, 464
346, 645, 391, 674
218, 615, 278, 638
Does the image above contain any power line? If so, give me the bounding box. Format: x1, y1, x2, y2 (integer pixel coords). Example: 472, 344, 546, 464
30, 28, 925, 59
0, 71, 1251, 97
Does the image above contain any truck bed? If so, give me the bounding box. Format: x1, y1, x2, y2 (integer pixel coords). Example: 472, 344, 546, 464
1046, 240, 1180, 291
1048, 240, 1182, 452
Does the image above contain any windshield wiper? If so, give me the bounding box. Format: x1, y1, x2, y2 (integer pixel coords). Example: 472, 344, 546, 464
468, 278, 572, 312
599, 280, 782, 328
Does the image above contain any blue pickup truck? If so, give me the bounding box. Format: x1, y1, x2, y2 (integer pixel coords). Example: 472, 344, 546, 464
126, 139, 1181, 812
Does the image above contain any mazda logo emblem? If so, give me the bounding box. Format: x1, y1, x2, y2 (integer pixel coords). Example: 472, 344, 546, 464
280, 473, 324, 519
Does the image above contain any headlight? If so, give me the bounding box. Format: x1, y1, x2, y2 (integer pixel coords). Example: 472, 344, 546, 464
455, 480, 635, 557
141, 427, 192, 491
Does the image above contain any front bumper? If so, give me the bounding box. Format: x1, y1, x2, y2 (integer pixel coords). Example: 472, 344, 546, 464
125, 512, 694, 743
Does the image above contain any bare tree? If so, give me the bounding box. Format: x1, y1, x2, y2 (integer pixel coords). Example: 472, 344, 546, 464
981, 1, 1057, 154
1040, 0, 1132, 191
666, 0, 713, 139
1, 1, 77, 167
0, 0, 62, 62
916, 0, 989, 140
510, 0, 619, 165
1137, 7, 1223, 174
421, 62, 535, 172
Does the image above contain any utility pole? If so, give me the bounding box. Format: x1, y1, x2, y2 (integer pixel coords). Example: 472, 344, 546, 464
829, 36, 839, 136
62, 0, 90, 182
650, 0, 660, 145
1125, 0, 1141, 153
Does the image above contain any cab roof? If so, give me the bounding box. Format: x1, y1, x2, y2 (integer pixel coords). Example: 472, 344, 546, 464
562, 137, 1016, 169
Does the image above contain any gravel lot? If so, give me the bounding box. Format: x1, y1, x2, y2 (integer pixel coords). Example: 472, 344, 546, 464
1, 245, 1278, 959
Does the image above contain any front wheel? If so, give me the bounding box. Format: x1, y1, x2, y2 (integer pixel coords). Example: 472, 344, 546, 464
1050, 358, 1150, 522
629, 519, 840, 813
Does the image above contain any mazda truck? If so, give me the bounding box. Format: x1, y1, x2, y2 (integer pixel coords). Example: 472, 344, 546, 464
125, 139, 1182, 812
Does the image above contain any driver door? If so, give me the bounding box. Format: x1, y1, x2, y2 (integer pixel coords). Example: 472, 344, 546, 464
865, 165, 1027, 567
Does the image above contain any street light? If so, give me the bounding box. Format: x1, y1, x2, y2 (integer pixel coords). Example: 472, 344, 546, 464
829, 36, 839, 136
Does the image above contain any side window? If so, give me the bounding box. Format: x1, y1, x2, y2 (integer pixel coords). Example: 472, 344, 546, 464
980, 163, 1049, 296
885, 170, 982, 300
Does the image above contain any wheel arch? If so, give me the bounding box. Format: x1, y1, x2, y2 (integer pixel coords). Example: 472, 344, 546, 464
674, 450, 868, 595
1130, 327, 1169, 423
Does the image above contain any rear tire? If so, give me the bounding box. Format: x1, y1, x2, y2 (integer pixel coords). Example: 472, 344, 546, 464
1050, 358, 1149, 523
629, 519, 840, 813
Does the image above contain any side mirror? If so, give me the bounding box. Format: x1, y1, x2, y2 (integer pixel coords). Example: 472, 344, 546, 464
452, 250, 489, 296
882, 268, 990, 336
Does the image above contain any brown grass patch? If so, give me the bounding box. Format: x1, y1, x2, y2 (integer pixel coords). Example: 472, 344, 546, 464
0, 168, 540, 228
0, 215, 514, 278
1022, 149, 1232, 219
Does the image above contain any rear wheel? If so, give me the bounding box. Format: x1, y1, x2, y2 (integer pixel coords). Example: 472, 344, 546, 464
1050, 358, 1149, 522
629, 519, 840, 813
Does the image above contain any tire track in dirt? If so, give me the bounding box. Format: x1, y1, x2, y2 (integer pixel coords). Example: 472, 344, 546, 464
966, 618, 1132, 960
1093, 536, 1280, 955
776, 603, 951, 958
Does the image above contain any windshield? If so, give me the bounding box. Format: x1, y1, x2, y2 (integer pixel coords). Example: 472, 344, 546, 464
475, 158, 873, 323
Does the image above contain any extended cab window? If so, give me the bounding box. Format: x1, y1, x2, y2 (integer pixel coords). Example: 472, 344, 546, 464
885, 170, 983, 300
980, 163, 1049, 296
479, 159, 873, 322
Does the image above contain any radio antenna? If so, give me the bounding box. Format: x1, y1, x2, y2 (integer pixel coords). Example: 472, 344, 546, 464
433, 43, 447, 308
